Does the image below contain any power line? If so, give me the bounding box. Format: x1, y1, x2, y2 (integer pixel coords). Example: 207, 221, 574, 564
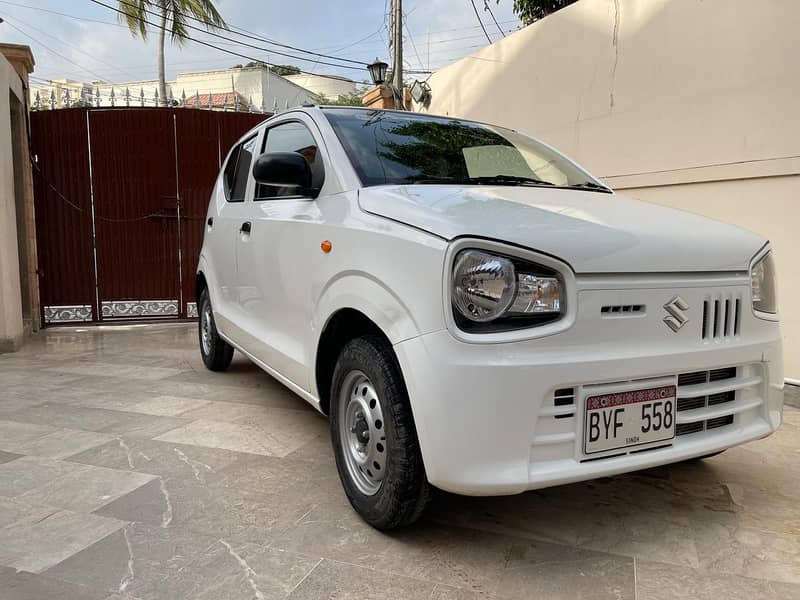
402, 13, 424, 71
0, 0, 127, 28
113, 0, 369, 68
484, 2, 507, 38
5, 13, 141, 80
3, 19, 116, 83
469, 0, 493, 44
108, 0, 365, 72
87, 0, 390, 82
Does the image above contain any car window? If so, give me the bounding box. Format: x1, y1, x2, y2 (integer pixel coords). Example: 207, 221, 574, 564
228, 136, 257, 202
222, 143, 242, 201
255, 121, 321, 200
322, 108, 599, 189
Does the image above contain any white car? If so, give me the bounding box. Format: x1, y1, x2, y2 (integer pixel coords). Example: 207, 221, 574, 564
197, 106, 783, 529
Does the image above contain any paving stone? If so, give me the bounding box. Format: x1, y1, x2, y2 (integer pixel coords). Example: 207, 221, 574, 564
4, 404, 188, 439
636, 559, 800, 600
286, 558, 438, 599
0, 455, 156, 513
14, 428, 116, 459
0, 455, 93, 498
2, 324, 797, 599
67, 436, 244, 482
0, 509, 126, 573
135, 540, 320, 600
0, 450, 21, 465
43, 522, 219, 597
153, 408, 324, 457
0, 420, 57, 451
0, 565, 109, 600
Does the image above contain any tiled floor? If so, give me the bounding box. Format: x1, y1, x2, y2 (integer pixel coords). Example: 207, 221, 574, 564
0, 323, 798, 600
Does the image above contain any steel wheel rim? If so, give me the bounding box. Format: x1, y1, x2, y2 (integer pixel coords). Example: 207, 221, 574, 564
200, 303, 213, 356
338, 370, 386, 496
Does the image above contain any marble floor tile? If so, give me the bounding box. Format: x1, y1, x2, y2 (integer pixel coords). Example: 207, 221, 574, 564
636, 559, 800, 600
0, 450, 21, 465
0, 565, 109, 600
16, 463, 156, 513
153, 414, 319, 457
43, 522, 219, 597
14, 428, 116, 459
4, 404, 188, 439
286, 558, 437, 600
0, 509, 126, 573
43, 362, 186, 381
67, 436, 244, 482
0, 497, 61, 529
136, 540, 320, 600
2, 325, 798, 599
0, 420, 58, 449
0, 455, 94, 498
125, 395, 213, 417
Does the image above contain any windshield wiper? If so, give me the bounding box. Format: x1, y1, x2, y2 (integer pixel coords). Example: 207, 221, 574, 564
403, 175, 555, 187
565, 181, 613, 193
466, 175, 555, 186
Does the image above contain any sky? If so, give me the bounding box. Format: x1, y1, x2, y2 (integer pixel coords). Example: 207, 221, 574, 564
0, 0, 522, 89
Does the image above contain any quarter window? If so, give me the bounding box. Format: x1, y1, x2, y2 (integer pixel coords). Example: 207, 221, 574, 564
223, 135, 257, 202
255, 122, 321, 200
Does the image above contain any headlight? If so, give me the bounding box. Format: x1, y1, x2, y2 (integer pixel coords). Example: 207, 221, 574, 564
451, 249, 563, 331
751, 251, 777, 314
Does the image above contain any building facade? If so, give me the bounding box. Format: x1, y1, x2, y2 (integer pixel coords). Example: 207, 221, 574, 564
284, 73, 356, 100
31, 65, 316, 112
0, 44, 38, 353
415, 0, 800, 381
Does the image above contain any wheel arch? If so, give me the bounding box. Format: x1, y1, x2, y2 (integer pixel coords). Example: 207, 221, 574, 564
311, 272, 425, 414
314, 308, 396, 415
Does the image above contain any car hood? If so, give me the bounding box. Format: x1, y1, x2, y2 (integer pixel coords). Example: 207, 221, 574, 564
358, 185, 765, 274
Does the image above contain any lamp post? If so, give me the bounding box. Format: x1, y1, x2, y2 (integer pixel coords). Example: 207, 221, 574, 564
367, 58, 388, 86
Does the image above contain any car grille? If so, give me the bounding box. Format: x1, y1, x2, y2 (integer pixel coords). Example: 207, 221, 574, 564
675, 366, 762, 436
701, 295, 741, 340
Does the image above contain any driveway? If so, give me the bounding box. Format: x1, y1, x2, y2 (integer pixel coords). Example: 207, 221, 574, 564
0, 323, 798, 599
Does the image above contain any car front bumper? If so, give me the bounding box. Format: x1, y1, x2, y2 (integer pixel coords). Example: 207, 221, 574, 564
394, 328, 784, 496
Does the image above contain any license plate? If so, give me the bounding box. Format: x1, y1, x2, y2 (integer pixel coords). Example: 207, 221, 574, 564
584, 385, 676, 454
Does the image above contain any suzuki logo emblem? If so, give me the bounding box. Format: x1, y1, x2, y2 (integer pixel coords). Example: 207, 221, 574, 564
663, 296, 689, 332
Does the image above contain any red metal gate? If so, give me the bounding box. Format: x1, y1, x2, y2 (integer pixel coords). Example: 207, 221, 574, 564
31, 107, 265, 324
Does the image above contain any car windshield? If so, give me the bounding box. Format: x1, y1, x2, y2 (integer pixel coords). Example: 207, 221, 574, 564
322, 108, 608, 191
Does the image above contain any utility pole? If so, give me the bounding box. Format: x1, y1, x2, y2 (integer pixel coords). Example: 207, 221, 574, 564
391, 0, 404, 108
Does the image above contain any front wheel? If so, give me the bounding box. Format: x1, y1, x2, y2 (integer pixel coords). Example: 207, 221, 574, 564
330, 335, 430, 529
198, 288, 234, 372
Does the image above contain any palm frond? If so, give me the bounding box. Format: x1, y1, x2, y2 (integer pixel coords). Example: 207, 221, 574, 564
118, 0, 151, 39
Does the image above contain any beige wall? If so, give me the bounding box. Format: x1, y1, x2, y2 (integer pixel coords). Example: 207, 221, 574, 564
418, 0, 799, 379
0, 54, 24, 352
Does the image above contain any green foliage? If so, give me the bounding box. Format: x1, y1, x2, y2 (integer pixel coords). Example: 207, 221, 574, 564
118, 0, 227, 45
374, 118, 511, 178
489, 0, 579, 25
268, 64, 301, 76
316, 92, 364, 106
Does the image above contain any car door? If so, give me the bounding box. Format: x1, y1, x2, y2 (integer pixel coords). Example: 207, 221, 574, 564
206, 134, 259, 341
234, 117, 327, 388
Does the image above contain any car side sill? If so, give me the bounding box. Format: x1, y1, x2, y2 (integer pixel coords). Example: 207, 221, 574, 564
217, 331, 324, 413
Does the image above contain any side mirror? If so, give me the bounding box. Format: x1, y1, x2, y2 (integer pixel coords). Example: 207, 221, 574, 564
252, 151, 317, 196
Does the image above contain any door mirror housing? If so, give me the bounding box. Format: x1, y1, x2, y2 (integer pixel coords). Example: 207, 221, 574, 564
252, 151, 319, 197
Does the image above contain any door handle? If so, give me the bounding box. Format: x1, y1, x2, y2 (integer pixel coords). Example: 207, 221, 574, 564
240, 221, 252, 234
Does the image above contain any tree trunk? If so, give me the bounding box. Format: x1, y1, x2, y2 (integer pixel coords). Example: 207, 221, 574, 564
157, 8, 167, 106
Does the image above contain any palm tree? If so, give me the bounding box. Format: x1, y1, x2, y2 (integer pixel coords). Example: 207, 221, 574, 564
118, 0, 227, 105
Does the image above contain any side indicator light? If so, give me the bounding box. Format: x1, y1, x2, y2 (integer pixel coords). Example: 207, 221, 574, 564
321, 240, 332, 253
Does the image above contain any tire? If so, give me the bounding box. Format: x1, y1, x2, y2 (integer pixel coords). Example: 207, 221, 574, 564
198, 288, 234, 372
330, 335, 431, 529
